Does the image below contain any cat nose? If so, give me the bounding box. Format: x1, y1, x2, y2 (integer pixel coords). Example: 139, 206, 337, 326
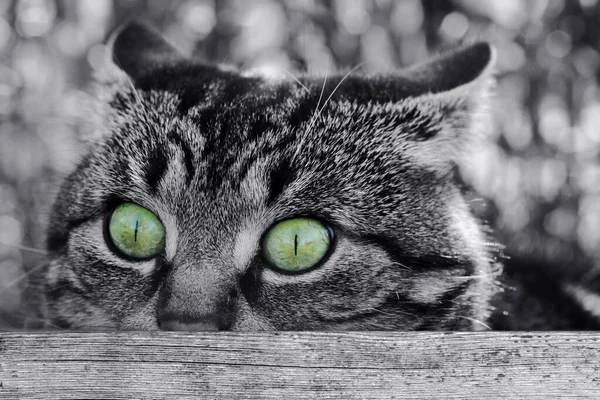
158, 313, 229, 331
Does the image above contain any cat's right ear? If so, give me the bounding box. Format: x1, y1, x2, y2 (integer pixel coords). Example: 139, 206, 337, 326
87, 22, 185, 143
108, 20, 186, 82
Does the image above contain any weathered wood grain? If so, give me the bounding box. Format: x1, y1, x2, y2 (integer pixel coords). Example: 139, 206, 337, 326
0, 332, 599, 399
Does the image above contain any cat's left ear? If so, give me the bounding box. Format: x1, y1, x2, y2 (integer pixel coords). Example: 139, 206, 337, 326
107, 20, 186, 81
394, 42, 497, 171
403, 42, 495, 97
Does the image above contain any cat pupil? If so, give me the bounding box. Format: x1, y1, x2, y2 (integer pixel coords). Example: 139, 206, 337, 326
294, 234, 298, 256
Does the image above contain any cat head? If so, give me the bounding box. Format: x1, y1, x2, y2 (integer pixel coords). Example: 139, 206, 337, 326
43, 21, 499, 330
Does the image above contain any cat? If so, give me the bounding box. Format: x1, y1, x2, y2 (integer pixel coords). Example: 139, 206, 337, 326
35, 21, 600, 331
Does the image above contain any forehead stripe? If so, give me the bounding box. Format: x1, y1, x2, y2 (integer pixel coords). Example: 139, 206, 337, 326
169, 132, 196, 187
143, 146, 168, 193
266, 159, 295, 206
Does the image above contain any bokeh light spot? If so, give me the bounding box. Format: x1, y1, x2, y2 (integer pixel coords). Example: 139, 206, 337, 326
545, 30, 572, 59
15, 0, 56, 38
440, 12, 469, 40
391, 0, 424, 36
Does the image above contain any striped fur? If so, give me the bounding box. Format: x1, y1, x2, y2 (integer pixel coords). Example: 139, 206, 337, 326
42, 22, 501, 331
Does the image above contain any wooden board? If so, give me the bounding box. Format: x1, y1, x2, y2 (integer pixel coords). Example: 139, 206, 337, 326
1, 332, 599, 399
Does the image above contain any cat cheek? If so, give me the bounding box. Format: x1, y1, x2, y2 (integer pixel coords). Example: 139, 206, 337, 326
229, 298, 276, 331
119, 303, 161, 330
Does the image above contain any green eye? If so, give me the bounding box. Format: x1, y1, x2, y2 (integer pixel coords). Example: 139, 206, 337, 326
262, 217, 333, 272
107, 202, 166, 260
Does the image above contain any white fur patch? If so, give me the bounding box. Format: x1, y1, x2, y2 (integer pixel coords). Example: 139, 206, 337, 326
157, 209, 179, 263
233, 224, 262, 270
448, 196, 500, 329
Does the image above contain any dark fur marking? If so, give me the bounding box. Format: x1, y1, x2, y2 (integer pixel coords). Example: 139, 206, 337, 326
287, 93, 322, 127
108, 91, 137, 114
46, 232, 69, 253
311, 290, 416, 324
239, 265, 262, 306
400, 107, 439, 141
143, 147, 168, 192
177, 88, 204, 115
247, 114, 279, 142
46, 215, 95, 254
169, 132, 196, 186
325, 281, 471, 329
312, 281, 468, 328
266, 160, 295, 206
366, 234, 475, 274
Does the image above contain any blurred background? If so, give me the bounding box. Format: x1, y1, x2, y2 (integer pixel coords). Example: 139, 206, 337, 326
0, 0, 599, 326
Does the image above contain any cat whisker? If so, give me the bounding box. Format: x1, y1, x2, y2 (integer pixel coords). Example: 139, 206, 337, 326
369, 306, 419, 318
293, 70, 328, 159
450, 273, 498, 280
0, 242, 47, 255
0, 309, 52, 331
22, 316, 66, 331
0, 261, 48, 293
40, 323, 66, 331
368, 307, 394, 316
309, 69, 328, 126
129, 79, 155, 124
316, 62, 364, 116
13, 310, 121, 331
458, 315, 492, 330
127, 75, 144, 106
284, 69, 310, 94
394, 261, 413, 272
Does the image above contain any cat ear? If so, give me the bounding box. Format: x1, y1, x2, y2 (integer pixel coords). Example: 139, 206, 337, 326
108, 20, 186, 81
403, 42, 495, 96
394, 42, 496, 172
85, 21, 186, 144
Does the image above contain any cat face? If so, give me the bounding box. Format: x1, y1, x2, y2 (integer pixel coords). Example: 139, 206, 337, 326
43, 22, 499, 330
